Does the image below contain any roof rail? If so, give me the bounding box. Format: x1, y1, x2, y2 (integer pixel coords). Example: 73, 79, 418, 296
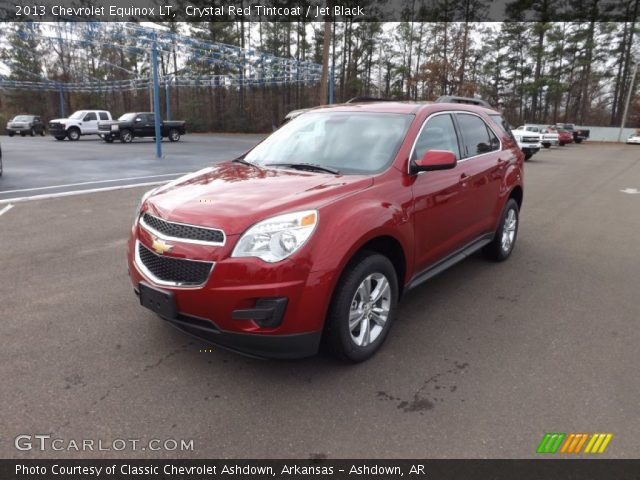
345, 96, 390, 103
435, 96, 492, 108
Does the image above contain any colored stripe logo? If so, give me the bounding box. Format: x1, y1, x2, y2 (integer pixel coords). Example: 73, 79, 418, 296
537, 433, 613, 454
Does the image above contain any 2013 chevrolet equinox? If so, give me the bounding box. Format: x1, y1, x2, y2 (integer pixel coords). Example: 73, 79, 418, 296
128, 101, 524, 362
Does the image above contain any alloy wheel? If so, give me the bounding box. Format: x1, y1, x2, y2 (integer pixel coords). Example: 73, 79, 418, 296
348, 273, 391, 347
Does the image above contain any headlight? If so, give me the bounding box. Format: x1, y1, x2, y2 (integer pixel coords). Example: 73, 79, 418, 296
232, 210, 318, 263
111, 124, 119, 131
134, 188, 157, 223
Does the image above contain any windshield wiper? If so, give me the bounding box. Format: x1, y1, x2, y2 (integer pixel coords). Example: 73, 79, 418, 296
233, 157, 255, 167
266, 163, 340, 175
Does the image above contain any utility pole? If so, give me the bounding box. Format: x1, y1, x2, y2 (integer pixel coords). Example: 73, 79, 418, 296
151, 34, 162, 158
319, 1, 332, 105
618, 60, 638, 143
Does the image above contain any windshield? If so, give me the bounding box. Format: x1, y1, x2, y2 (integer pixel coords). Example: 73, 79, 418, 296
69, 111, 86, 119
13, 115, 32, 122
244, 112, 413, 175
118, 113, 136, 121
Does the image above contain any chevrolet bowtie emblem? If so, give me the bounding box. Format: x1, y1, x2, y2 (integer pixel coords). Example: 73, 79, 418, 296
151, 237, 174, 255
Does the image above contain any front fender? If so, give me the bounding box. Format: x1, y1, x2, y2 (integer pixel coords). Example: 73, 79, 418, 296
310, 195, 414, 285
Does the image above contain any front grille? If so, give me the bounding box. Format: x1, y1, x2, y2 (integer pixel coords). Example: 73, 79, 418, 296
141, 213, 224, 244
523, 136, 539, 143
137, 242, 213, 286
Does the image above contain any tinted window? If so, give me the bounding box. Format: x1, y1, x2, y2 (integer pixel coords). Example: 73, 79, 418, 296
99, 112, 109, 120
456, 113, 499, 157
489, 114, 517, 144
83, 112, 97, 121
413, 114, 460, 160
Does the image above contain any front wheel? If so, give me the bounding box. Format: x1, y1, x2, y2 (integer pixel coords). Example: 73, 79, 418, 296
325, 252, 398, 362
483, 198, 519, 262
20, 132, 26, 137
524, 153, 532, 161
120, 130, 133, 143
67, 128, 80, 141
168, 128, 180, 142
55, 136, 66, 141
8, 132, 14, 137
40, 129, 45, 136
103, 135, 114, 143
30, 128, 35, 137
543, 143, 550, 148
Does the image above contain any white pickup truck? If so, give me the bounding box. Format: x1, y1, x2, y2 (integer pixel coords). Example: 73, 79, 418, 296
48, 110, 112, 141
515, 124, 559, 148
510, 127, 542, 161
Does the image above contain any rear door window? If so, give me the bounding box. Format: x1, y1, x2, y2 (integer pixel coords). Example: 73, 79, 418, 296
455, 113, 499, 157
99, 112, 109, 120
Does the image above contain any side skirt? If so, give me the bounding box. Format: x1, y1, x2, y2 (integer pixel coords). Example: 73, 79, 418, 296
406, 233, 494, 291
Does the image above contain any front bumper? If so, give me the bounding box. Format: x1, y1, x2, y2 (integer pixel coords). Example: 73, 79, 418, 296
127, 220, 333, 358
6, 125, 31, 132
48, 124, 66, 136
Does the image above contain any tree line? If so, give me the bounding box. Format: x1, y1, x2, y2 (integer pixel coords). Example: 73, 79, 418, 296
0, 16, 638, 132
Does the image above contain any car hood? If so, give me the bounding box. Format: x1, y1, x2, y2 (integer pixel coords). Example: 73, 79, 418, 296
145, 162, 373, 235
49, 118, 70, 123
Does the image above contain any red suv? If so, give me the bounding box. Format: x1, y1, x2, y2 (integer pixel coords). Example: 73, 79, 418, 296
128, 101, 524, 362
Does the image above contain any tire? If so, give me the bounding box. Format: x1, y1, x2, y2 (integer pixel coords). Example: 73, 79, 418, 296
20, 132, 26, 137
559, 142, 565, 146
325, 252, 399, 362
103, 135, 114, 143
120, 129, 133, 143
40, 129, 45, 137
8, 132, 14, 137
543, 143, 550, 148
55, 136, 66, 141
30, 128, 35, 137
168, 128, 180, 142
575, 138, 582, 144
483, 198, 520, 262
524, 153, 532, 161
67, 128, 80, 141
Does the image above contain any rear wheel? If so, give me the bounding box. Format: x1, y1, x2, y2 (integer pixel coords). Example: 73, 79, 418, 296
120, 129, 133, 143
20, 132, 26, 137
524, 153, 532, 161
55, 136, 66, 141
40, 129, 45, 136
8, 132, 14, 137
325, 252, 398, 362
30, 127, 35, 137
483, 198, 519, 262
543, 143, 550, 148
67, 128, 80, 141
168, 128, 180, 142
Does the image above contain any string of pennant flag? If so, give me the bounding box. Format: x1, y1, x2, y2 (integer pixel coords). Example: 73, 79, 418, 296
2, 22, 323, 93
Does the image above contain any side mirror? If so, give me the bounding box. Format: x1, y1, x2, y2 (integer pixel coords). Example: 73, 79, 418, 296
411, 150, 457, 174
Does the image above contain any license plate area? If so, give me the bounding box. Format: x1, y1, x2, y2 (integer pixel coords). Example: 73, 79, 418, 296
139, 282, 176, 319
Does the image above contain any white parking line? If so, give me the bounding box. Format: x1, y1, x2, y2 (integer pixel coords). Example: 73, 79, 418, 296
0, 204, 14, 216
0, 181, 173, 204
0, 172, 189, 194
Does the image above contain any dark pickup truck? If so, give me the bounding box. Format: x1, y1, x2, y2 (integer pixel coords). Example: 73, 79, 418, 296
98, 113, 186, 143
555, 123, 590, 143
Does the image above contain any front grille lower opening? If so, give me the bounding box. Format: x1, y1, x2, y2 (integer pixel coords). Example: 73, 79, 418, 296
138, 242, 212, 285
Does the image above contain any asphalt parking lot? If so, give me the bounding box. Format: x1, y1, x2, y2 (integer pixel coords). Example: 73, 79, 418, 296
1, 140, 639, 459
0, 134, 265, 201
